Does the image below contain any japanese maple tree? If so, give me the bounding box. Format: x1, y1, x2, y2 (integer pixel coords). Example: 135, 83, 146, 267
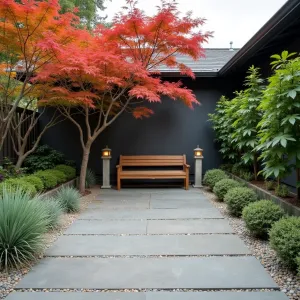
38, 0, 212, 193
0, 0, 85, 153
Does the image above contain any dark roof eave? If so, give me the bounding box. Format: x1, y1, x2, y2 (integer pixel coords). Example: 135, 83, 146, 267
218, 0, 300, 76
160, 71, 219, 78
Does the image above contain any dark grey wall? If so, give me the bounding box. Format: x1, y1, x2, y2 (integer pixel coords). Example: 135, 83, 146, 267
41, 77, 231, 184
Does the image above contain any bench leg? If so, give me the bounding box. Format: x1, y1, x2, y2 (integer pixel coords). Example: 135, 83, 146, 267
117, 177, 121, 190
185, 174, 189, 190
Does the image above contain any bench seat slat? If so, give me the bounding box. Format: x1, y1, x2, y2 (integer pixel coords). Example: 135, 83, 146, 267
120, 170, 186, 179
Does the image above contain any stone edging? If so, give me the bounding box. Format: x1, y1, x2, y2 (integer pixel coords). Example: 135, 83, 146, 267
41, 177, 79, 199
227, 173, 300, 217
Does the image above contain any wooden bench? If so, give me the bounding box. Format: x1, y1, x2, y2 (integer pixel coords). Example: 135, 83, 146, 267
116, 155, 190, 190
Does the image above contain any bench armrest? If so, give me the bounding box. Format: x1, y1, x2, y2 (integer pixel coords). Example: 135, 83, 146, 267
116, 165, 121, 168
184, 164, 190, 168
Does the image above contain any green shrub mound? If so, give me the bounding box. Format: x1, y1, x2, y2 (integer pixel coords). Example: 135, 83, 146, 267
242, 200, 285, 238
213, 178, 241, 201
0, 187, 49, 269
224, 187, 258, 217
275, 184, 289, 198
22, 175, 44, 192
296, 257, 300, 276
265, 180, 275, 191
55, 165, 76, 180
0, 178, 36, 196
269, 217, 300, 270
47, 169, 67, 184
56, 186, 81, 213
37, 197, 63, 229
86, 168, 96, 188
34, 171, 58, 189
203, 169, 228, 190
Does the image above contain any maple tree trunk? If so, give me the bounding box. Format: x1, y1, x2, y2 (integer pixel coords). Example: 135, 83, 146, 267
79, 143, 92, 194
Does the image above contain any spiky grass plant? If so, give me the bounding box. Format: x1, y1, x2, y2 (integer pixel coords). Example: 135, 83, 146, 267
0, 186, 48, 270
36, 197, 64, 230
56, 186, 81, 213
85, 168, 96, 188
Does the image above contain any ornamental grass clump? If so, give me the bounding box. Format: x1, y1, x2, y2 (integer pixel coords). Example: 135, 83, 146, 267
203, 169, 228, 190
56, 186, 81, 213
269, 217, 300, 270
242, 200, 285, 238
85, 168, 97, 188
224, 187, 258, 217
0, 187, 49, 269
213, 178, 241, 201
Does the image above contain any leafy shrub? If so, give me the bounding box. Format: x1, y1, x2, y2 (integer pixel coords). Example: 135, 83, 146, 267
37, 197, 63, 230
269, 217, 300, 269
86, 168, 96, 188
34, 170, 58, 189
22, 175, 44, 192
203, 169, 228, 190
275, 184, 289, 198
55, 165, 76, 180
213, 178, 241, 201
0, 158, 26, 181
47, 169, 67, 184
265, 180, 275, 191
0, 178, 36, 196
56, 186, 81, 213
24, 145, 65, 173
231, 163, 241, 175
296, 257, 300, 276
240, 171, 254, 181
220, 164, 233, 172
242, 200, 285, 238
0, 187, 48, 269
224, 187, 258, 217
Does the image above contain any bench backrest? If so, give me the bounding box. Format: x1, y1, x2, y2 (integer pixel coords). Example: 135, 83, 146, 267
120, 155, 186, 167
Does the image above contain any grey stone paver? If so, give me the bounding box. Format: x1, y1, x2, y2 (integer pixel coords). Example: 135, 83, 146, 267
16, 257, 278, 289
147, 219, 233, 234
6, 292, 289, 300
79, 208, 223, 220
150, 199, 212, 209
46, 234, 250, 256
89, 200, 150, 209
64, 220, 147, 235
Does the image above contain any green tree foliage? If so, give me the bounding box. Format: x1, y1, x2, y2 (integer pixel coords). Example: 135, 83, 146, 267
257, 51, 300, 198
59, 0, 109, 29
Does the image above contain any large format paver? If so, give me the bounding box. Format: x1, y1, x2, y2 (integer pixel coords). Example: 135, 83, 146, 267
147, 219, 233, 234
64, 220, 147, 235
16, 257, 278, 289
89, 200, 150, 209
150, 199, 212, 209
46, 234, 250, 256
6, 292, 289, 300
79, 208, 223, 220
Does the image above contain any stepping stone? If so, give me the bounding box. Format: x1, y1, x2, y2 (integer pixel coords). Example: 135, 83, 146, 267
64, 220, 147, 235
15, 257, 278, 289
150, 199, 212, 209
46, 234, 250, 256
79, 208, 223, 220
147, 219, 233, 234
95, 194, 151, 201
6, 292, 289, 300
89, 200, 150, 209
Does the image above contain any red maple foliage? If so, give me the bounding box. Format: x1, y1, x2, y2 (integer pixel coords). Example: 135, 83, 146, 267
36, 0, 212, 192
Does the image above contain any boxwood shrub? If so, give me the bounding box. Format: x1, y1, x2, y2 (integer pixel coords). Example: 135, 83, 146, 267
0, 178, 37, 196
55, 165, 76, 180
213, 178, 241, 201
22, 175, 44, 192
224, 187, 258, 217
203, 169, 228, 190
269, 217, 300, 270
34, 170, 58, 189
47, 169, 67, 184
242, 200, 285, 238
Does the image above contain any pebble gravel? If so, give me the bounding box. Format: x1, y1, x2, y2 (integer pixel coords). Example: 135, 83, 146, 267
202, 187, 300, 300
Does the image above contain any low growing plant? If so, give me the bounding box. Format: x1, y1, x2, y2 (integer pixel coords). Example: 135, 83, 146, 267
213, 178, 241, 201
0, 187, 49, 269
269, 217, 300, 270
86, 168, 97, 188
203, 169, 228, 190
240, 171, 254, 182
220, 164, 233, 172
242, 200, 285, 238
22, 175, 44, 192
56, 186, 81, 213
296, 257, 300, 276
224, 187, 258, 217
34, 170, 58, 189
265, 180, 275, 191
55, 165, 76, 180
274, 184, 289, 198
0, 178, 36, 196
47, 169, 67, 184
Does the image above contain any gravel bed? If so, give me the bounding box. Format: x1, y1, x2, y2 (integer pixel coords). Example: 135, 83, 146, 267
202, 187, 300, 300
0, 187, 97, 300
